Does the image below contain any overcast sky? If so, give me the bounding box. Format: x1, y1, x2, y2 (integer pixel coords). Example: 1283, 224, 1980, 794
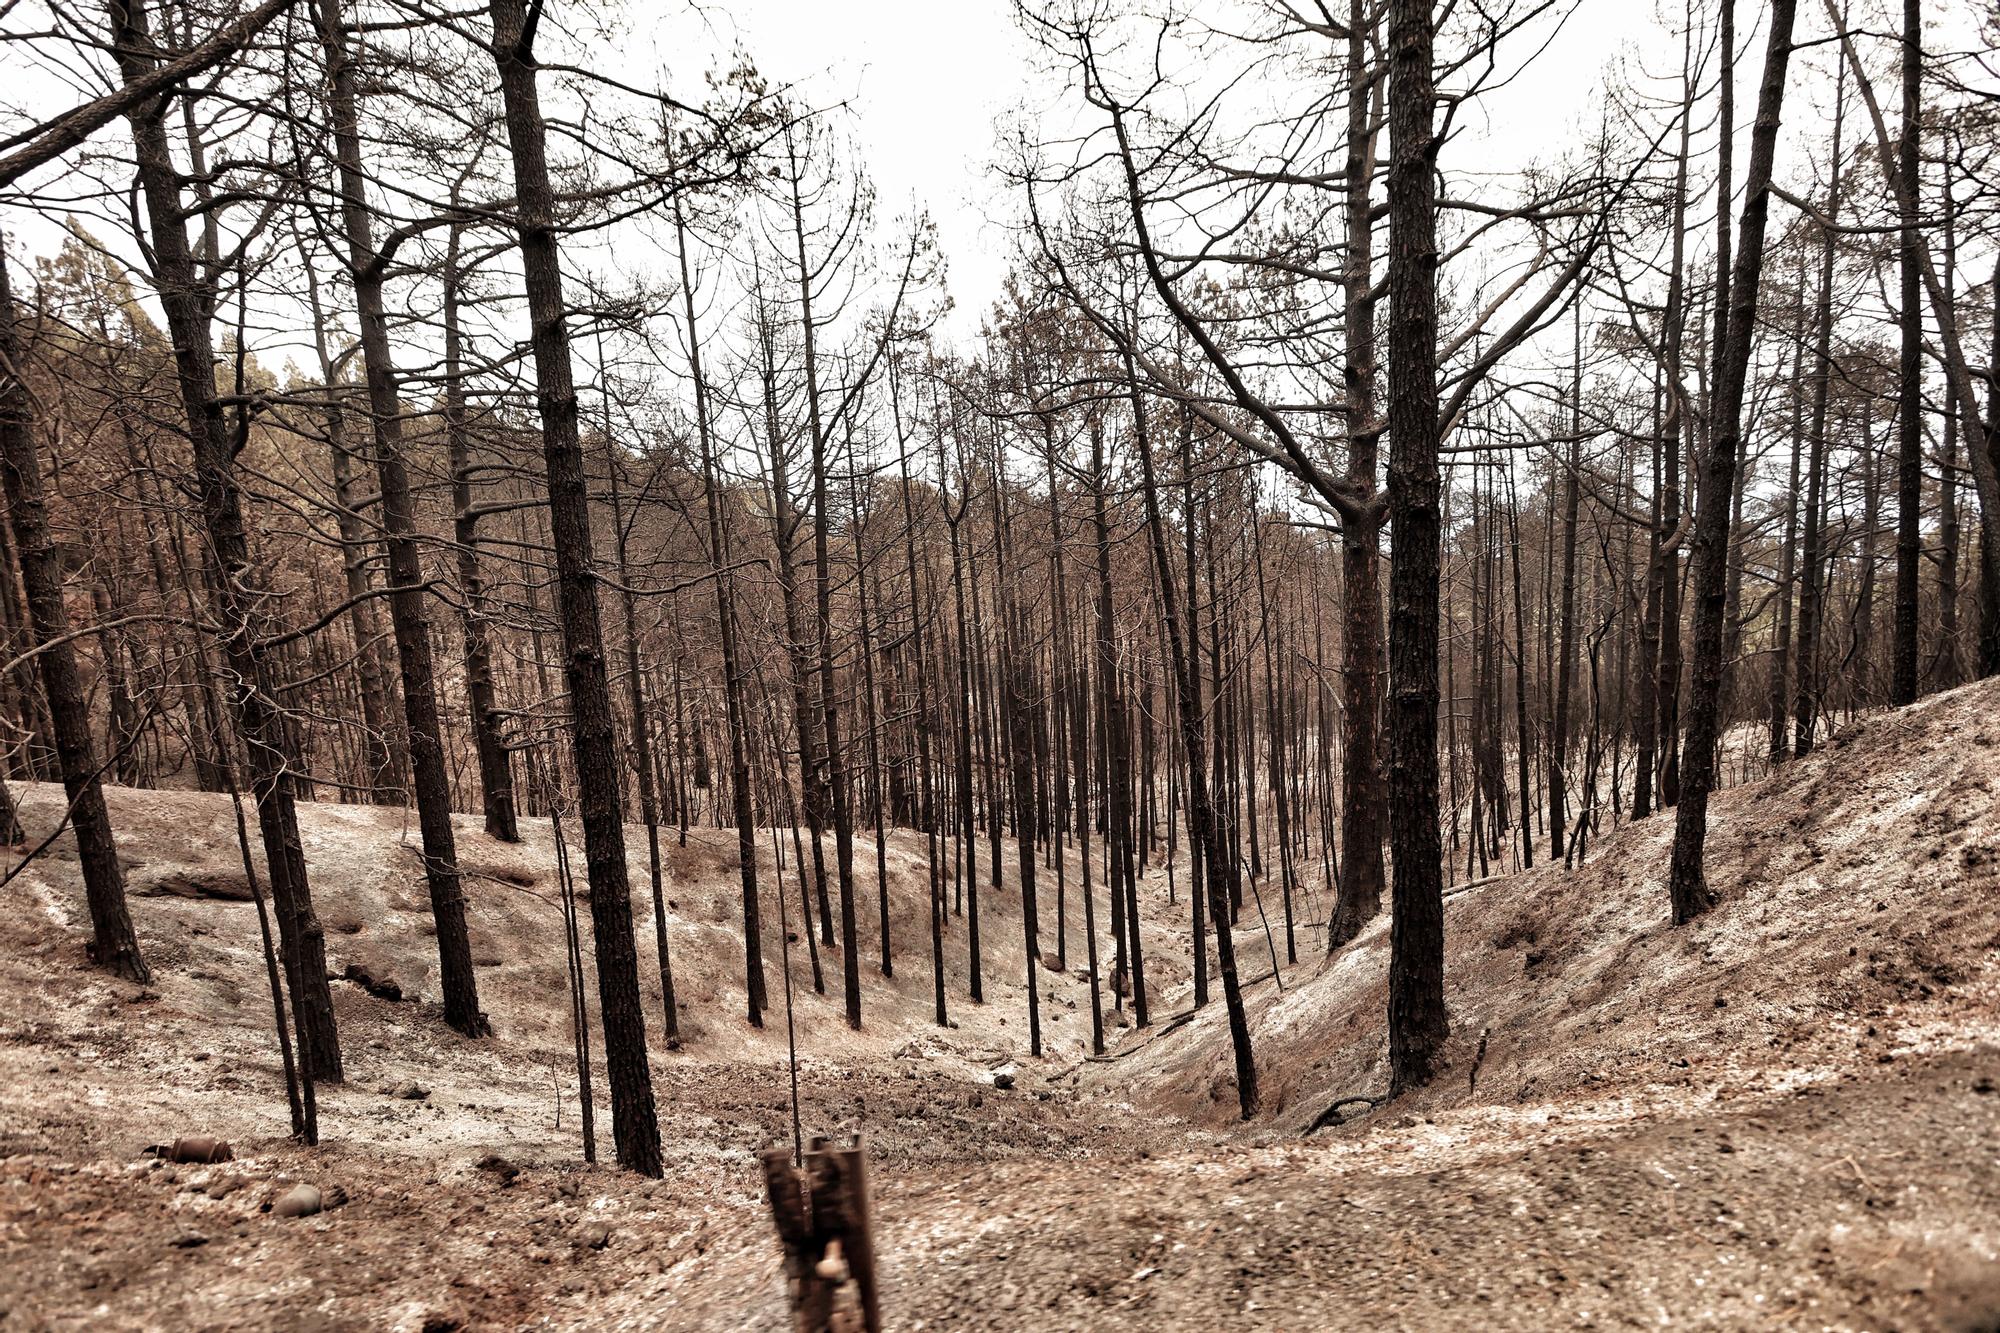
706, 0, 1041, 333
703, 0, 1639, 337
5, 0, 1958, 368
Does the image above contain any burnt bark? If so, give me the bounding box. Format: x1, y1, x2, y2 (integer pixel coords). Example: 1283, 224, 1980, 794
319, 0, 485, 1037
1666, 0, 1801, 925
443, 227, 519, 842
1384, 0, 1449, 1095
0, 247, 149, 983
489, 0, 661, 1174
111, 0, 341, 1080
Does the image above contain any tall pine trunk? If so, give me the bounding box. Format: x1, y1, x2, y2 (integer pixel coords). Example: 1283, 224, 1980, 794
1665, 0, 1800, 924
678, 197, 766, 1027
0, 247, 149, 983
443, 226, 519, 842
1889, 0, 1922, 707
1384, 0, 1449, 1095
112, 0, 342, 1081
489, 0, 661, 1175
319, 0, 485, 1037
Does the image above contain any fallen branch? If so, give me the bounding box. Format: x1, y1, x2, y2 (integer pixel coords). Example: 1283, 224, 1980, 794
1303, 1094, 1386, 1136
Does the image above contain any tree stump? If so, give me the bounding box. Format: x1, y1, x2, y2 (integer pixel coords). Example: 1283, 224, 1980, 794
760, 1137, 880, 1332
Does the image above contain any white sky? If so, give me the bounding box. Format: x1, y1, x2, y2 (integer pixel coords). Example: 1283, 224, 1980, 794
700, 0, 1041, 334
6, 0, 1981, 371
687, 0, 1646, 338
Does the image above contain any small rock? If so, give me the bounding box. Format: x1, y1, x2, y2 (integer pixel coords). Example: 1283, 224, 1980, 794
271, 1184, 322, 1218
205, 1175, 247, 1200
343, 961, 405, 1002
169, 1231, 209, 1249
573, 1219, 613, 1250
967, 1090, 985, 1109
475, 1155, 521, 1184
991, 1066, 1017, 1091
391, 1081, 430, 1101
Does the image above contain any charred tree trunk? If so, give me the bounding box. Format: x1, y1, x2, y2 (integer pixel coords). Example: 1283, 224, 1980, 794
1795, 71, 1846, 753
1889, 0, 1921, 707
1124, 348, 1256, 1118
782, 139, 863, 1031
676, 199, 766, 1027
1665, 0, 1800, 925
0, 247, 149, 983
489, 0, 660, 1174
603, 436, 679, 1049
319, 0, 485, 1037
112, 0, 341, 1080
1384, 0, 1450, 1095
443, 227, 519, 842
1550, 307, 1583, 860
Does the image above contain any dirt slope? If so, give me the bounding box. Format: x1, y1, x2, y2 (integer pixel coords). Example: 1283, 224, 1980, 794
1092, 678, 2000, 1136
1, 680, 1996, 1330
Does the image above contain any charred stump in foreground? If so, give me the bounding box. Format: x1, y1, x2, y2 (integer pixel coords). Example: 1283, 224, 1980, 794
760, 1138, 880, 1333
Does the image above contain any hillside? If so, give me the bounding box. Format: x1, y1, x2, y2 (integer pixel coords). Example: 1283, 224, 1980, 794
1093, 679, 2000, 1135
2, 680, 1997, 1330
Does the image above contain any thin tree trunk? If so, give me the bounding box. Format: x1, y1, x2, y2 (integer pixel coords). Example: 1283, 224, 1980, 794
782, 139, 863, 1030
443, 225, 519, 841
1795, 66, 1846, 752
1980, 257, 2000, 679
1550, 305, 1583, 860
1769, 258, 1806, 764
1666, 0, 1801, 925
891, 379, 947, 1029
319, 0, 485, 1036
1124, 346, 1256, 1117
0, 246, 149, 983
1889, 0, 1921, 707
602, 428, 678, 1048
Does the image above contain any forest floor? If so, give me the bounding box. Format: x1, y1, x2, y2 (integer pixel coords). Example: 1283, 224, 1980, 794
1, 679, 1997, 1331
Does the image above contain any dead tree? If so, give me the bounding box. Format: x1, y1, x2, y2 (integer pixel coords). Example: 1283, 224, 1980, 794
0, 245, 149, 982
1665, 0, 1801, 925
111, 0, 342, 1080
488, 0, 661, 1176
317, 0, 485, 1037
